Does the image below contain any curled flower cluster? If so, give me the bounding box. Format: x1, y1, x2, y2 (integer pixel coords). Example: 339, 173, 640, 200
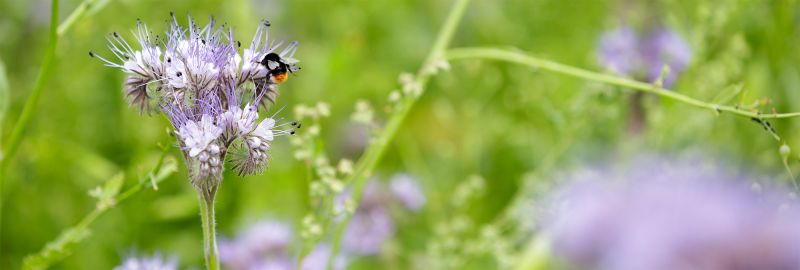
92, 14, 299, 194
544, 158, 800, 270
598, 26, 692, 87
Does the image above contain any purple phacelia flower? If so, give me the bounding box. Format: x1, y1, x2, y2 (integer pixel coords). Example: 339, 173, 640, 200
300, 244, 346, 270
114, 253, 178, 270
219, 219, 345, 270
597, 26, 639, 75
91, 14, 300, 191
342, 182, 395, 256
342, 175, 426, 256
641, 28, 692, 87
389, 174, 426, 211
597, 26, 692, 88
219, 219, 292, 270
544, 158, 800, 270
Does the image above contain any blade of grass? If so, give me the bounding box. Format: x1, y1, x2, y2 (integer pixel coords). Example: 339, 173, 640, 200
0, 0, 59, 259
1, 0, 59, 172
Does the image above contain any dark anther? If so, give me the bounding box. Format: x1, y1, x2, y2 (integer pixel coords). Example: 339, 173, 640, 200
237, 41, 241, 47
290, 121, 298, 126
264, 20, 271, 27
167, 57, 171, 63
176, 71, 182, 77
290, 130, 296, 135
170, 11, 175, 16
89, 51, 95, 57
201, 39, 206, 45
113, 32, 119, 37
296, 123, 302, 129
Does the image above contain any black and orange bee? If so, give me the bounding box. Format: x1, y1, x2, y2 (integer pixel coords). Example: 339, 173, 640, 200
260, 52, 298, 84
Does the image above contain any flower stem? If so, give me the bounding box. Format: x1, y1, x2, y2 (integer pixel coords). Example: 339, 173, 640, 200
445, 47, 800, 119
199, 192, 220, 270
326, 0, 471, 267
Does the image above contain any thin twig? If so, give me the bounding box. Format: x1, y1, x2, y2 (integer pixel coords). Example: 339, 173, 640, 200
445, 47, 800, 119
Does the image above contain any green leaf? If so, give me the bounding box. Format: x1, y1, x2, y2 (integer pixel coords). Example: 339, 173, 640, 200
147, 157, 177, 189
711, 83, 744, 105
88, 172, 124, 209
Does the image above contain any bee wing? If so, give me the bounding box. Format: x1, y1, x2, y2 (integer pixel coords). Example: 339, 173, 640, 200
267, 60, 280, 70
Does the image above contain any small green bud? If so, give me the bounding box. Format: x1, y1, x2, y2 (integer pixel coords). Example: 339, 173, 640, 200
780, 144, 791, 158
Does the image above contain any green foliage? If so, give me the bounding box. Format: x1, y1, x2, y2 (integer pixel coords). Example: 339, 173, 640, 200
20, 155, 176, 269
4, 0, 800, 269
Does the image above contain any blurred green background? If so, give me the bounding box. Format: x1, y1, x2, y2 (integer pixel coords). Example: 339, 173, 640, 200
2, 0, 800, 268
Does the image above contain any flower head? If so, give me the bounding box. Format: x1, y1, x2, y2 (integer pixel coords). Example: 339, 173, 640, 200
92, 14, 300, 189
544, 158, 800, 270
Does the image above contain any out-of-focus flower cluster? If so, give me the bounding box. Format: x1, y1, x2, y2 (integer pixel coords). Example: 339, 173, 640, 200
92, 14, 299, 192
341, 174, 426, 255
218, 219, 343, 270
598, 26, 691, 87
544, 158, 800, 270
114, 253, 178, 270
220, 175, 424, 269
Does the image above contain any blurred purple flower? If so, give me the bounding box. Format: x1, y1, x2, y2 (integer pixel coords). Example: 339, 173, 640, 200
598, 26, 639, 75
300, 244, 346, 270
341, 175, 426, 256
114, 253, 178, 270
390, 174, 426, 211
219, 219, 346, 270
219, 219, 293, 270
544, 159, 800, 270
597, 26, 692, 88
641, 28, 692, 87
344, 182, 396, 256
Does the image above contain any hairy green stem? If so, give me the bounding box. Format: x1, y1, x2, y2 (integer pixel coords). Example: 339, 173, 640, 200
326, 0, 471, 267
199, 193, 220, 270
445, 47, 800, 119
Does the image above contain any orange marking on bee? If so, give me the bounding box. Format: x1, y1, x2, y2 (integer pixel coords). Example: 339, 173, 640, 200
272, 72, 288, 84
